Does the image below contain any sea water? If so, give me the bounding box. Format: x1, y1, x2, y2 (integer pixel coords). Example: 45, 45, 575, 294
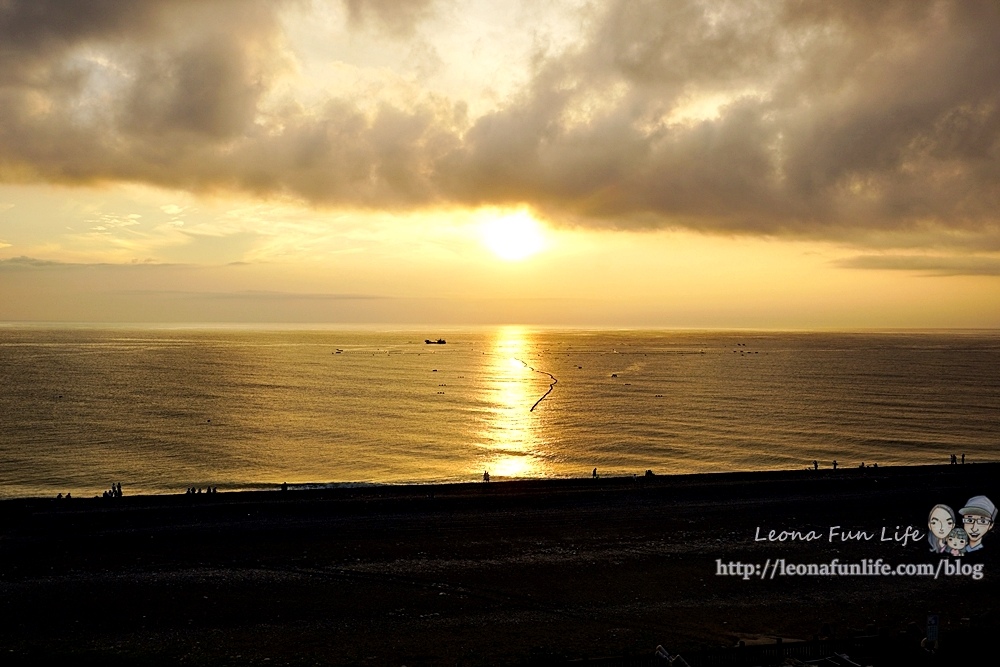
1, 327, 997, 498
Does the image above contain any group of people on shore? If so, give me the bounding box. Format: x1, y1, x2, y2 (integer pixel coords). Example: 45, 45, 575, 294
809, 454, 971, 471
186, 486, 217, 495
481, 467, 651, 483
811, 460, 877, 471
102, 482, 123, 498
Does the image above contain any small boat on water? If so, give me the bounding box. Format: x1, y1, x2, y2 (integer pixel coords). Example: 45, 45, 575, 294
425, 339, 446, 344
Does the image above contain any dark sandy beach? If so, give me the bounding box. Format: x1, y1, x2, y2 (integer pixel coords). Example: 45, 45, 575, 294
1, 464, 997, 665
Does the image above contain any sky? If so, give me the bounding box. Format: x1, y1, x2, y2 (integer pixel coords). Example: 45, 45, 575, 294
1, 0, 999, 327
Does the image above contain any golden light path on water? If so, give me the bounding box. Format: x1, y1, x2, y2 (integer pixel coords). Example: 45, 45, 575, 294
478, 327, 548, 479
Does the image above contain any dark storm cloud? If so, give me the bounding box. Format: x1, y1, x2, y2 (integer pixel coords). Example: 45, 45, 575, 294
2, 0, 1000, 249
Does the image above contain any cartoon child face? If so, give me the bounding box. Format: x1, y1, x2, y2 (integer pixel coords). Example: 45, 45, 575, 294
946, 528, 968, 551
928, 505, 955, 539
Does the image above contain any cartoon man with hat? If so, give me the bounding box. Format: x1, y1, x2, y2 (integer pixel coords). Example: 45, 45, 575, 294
960, 495, 996, 553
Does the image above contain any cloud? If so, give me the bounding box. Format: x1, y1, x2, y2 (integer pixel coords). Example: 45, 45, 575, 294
0, 255, 68, 268
1, 0, 1000, 251
0, 1, 169, 76
341, 0, 438, 37
0, 255, 168, 269
113, 289, 386, 300
439, 1, 1000, 239
122, 36, 270, 139
837, 254, 1000, 277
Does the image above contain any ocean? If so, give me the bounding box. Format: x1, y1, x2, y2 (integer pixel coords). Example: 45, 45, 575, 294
1, 327, 997, 499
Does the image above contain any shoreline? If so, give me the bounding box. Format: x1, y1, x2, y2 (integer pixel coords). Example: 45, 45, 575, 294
3, 460, 993, 506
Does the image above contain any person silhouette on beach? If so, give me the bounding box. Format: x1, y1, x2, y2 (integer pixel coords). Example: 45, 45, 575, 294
593, 468, 598, 479
960, 495, 996, 553
832, 460, 837, 470
483, 470, 490, 483
813, 460, 818, 471
927, 504, 955, 553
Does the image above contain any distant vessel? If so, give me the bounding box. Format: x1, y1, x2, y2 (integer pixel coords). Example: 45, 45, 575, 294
425, 339, 446, 344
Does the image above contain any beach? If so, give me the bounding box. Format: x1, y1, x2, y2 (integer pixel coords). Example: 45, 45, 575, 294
1, 464, 997, 665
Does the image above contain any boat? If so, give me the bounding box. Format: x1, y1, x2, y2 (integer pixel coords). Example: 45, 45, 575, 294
425, 339, 446, 344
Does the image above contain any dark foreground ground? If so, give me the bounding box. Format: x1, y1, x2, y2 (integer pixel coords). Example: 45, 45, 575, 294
1, 464, 997, 666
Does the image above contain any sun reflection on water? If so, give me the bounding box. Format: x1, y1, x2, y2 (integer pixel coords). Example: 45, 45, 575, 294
478, 327, 547, 479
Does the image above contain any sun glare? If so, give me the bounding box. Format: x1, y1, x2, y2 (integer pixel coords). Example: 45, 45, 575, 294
481, 211, 546, 261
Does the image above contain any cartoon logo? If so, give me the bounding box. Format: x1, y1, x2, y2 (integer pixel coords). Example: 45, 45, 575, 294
929, 496, 994, 555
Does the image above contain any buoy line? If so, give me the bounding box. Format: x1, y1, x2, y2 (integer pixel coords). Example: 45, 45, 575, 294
516, 359, 558, 412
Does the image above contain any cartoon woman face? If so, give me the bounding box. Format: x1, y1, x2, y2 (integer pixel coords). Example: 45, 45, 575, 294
928, 505, 955, 539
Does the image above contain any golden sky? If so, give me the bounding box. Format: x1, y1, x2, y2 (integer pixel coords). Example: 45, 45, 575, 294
1, 0, 999, 326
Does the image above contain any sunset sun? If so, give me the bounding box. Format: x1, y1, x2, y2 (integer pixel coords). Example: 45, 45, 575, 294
481, 212, 546, 261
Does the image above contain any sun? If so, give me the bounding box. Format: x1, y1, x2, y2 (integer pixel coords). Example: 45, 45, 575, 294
480, 211, 547, 261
